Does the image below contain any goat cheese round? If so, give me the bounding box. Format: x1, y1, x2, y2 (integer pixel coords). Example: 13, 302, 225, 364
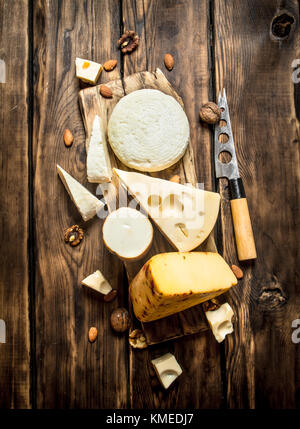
107, 89, 190, 172
103, 207, 153, 261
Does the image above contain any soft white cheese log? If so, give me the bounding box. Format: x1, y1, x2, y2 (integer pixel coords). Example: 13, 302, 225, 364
87, 115, 112, 183
114, 168, 220, 252
75, 57, 103, 84
81, 270, 112, 295
57, 164, 103, 221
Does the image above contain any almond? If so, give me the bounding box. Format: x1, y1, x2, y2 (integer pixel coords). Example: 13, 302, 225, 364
231, 264, 244, 279
170, 174, 180, 184
88, 326, 98, 343
164, 53, 174, 71
104, 289, 117, 303
64, 129, 74, 147
103, 59, 118, 71
100, 84, 113, 98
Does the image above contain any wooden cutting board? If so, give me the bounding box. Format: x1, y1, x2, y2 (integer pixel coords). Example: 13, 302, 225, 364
79, 68, 219, 345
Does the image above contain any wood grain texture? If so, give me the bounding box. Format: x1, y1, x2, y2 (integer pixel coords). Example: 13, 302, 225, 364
79, 69, 213, 347
33, 0, 128, 408
214, 0, 300, 408
122, 0, 223, 408
0, 0, 31, 408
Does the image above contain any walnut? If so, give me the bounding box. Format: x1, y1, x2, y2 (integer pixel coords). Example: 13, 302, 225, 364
129, 329, 147, 349
64, 225, 84, 247
202, 298, 221, 312
199, 102, 221, 124
118, 30, 139, 54
110, 308, 130, 333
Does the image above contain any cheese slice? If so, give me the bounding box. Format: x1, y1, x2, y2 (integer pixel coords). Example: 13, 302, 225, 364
81, 270, 112, 295
75, 57, 103, 84
57, 164, 104, 221
151, 353, 182, 389
87, 115, 112, 183
205, 303, 234, 343
130, 252, 237, 322
114, 169, 220, 252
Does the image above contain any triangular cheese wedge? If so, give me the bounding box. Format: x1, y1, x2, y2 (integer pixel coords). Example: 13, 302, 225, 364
81, 270, 112, 295
57, 164, 104, 221
87, 115, 112, 183
114, 169, 220, 252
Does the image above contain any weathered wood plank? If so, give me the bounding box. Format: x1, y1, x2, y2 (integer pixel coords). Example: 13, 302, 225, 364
122, 0, 223, 408
33, 0, 128, 408
214, 0, 300, 408
0, 0, 31, 408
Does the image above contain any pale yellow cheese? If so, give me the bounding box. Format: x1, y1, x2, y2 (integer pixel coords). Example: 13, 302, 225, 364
130, 252, 237, 322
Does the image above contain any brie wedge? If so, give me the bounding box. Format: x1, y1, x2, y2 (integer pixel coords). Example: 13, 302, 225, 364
75, 57, 103, 84
81, 270, 112, 295
57, 164, 103, 221
107, 89, 190, 172
114, 169, 220, 252
103, 207, 153, 261
87, 115, 112, 183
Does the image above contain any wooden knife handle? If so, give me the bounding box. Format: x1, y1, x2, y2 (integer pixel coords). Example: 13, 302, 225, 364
229, 178, 257, 261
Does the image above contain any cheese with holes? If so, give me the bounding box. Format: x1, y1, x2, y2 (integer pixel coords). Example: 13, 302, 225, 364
87, 115, 112, 183
205, 303, 234, 342
130, 252, 237, 322
151, 353, 182, 389
76, 57, 103, 84
114, 168, 220, 252
108, 89, 190, 172
81, 270, 112, 295
57, 164, 103, 221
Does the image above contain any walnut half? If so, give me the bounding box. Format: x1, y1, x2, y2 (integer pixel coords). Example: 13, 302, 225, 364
64, 225, 84, 247
129, 329, 147, 349
118, 30, 139, 54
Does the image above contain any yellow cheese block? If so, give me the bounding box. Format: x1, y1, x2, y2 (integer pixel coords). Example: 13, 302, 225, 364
130, 252, 237, 322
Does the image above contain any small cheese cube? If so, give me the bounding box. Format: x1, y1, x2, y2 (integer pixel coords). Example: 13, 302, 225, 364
151, 353, 182, 389
81, 270, 112, 295
205, 303, 234, 343
76, 57, 103, 84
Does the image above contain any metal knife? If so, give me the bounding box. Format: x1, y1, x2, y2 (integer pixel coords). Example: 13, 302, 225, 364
215, 88, 257, 261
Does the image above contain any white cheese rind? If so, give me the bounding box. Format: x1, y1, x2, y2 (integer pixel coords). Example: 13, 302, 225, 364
107, 89, 190, 172
205, 303, 234, 343
103, 207, 153, 261
75, 57, 103, 84
151, 353, 182, 389
87, 115, 112, 183
57, 164, 103, 221
81, 270, 112, 295
114, 168, 220, 252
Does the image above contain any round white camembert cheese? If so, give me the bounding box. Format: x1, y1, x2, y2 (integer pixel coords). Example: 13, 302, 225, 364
107, 89, 190, 172
103, 207, 153, 261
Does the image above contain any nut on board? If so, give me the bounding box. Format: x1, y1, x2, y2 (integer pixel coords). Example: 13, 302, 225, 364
110, 308, 130, 332
199, 101, 221, 124
64, 225, 84, 246
104, 289, 118, 303
118, 30, 139, 54
202, 298, 221, 312
64, 129, 74, 147
88, 327, 98, 343
129, 329, 147, 349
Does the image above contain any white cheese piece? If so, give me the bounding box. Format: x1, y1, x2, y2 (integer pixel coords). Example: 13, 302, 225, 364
113, 169, 220, 252
75, 57, 103, 84
205, 303, 234, 343
107, 89, 190, 172
103, 207, 153, 261
81, 270, 112, 295
151, 353, 182, 389
87, 115, 112, 183
57, 164, 104, 221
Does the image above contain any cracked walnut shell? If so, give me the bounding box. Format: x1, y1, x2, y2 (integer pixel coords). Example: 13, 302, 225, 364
64, 225, 84, 246
118, 30, 139, 54
202, 299, 221, 313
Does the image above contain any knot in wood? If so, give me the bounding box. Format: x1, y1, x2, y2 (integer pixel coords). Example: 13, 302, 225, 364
271, 12, 295, 40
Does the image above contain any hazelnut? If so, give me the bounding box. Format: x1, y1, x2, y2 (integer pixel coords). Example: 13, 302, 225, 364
199, 102, 221, 124
110, 308, 130, 332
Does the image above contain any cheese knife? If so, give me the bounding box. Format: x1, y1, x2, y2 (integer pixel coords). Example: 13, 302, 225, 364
214, 88, 257, 261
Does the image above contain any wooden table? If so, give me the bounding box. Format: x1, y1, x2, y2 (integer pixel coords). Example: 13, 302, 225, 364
0, 0, 299, 409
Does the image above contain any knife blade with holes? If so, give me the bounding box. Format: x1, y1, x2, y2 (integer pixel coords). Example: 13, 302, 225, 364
215, 89, 257, 261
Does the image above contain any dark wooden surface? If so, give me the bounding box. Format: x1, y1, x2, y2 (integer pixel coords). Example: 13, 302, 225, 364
0, 0, 299, 409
